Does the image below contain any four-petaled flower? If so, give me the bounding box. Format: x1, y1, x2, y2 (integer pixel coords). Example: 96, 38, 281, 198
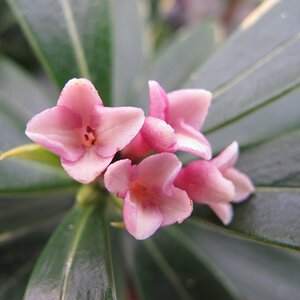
175, 141, 254, 225
122, 80, 212, 161
26, 78, 144, 183
104, 153, 192, 239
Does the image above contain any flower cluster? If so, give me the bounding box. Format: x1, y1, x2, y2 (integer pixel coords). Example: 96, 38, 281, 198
26, 78, 254, 239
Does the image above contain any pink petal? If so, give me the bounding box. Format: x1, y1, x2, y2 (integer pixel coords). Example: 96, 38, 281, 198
25, 106, 84, 161
209, 203, 233, 225
121, 133, 152, 162
93, 106, 144, 157
168, 89, 212, 129
174, 122, 212, 160
224, 168, 255, 203
123, 193, 163, 240
137, 153, 182, 195
213, 141, 239, 172
58, 78, 103, 125
61, 147, 113, 184
141, 116, 176, 152
104, 159, 132, 198
159, 187, 193, 226
148, 80, 168, 120
175, 161, 235, 204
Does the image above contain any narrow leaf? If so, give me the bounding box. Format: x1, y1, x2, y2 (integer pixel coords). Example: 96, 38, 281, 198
24, 200, 116, 300
181, 223, 300, 300
184, 0, 300, 146
0, 56, 76, 193
0, 190, 74, 245
7, 0, 112, 102
111, 0, 149, 106
193, 130, 300, 250
150, 21, 220, 92
0, 144, 60, 167
131, 228, 242, 300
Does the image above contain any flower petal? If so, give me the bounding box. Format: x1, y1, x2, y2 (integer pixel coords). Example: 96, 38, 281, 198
61, 147, 113, 184
174, 122, 212, 159
148, 80, 168, 120
142, 116, 176, 152
159, 187, 192, 226
121, 133, 152, 162
104, 159, 132, 198
93, 106, 145, 157
25, 106, 84, 161
175, 161, 235, 204
137, 153, 182, 195
58, 78, 103, 124
168, 89, 211, 129
209, 203, 233, 225
123, 193, 163, 240
224, 168, 255, 203
212, 141, 239, 172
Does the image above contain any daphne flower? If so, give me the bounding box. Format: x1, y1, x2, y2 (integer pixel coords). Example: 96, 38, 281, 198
175, 141, 254, 225
104, 153, 193, 239
26, 78, 144, 184
122, 80, 212, 160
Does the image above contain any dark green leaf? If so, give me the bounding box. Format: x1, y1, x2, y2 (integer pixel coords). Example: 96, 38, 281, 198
111, 0, 148, 106
181, 223, 300, 300
150, 21, 219, 92
0, 159, 77, 193
0, 233, 51, 300
184, 0, 300, 147
207, 85, 300, 153
131, 227, 242, 300
0, 190, 74, 245
24, 199, 116, 300
0, 55, 77, 193
7, 0, 112, 102
193, 130, 300, 250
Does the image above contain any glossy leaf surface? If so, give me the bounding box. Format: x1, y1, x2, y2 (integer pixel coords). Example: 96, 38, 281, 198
112, 0, 148, 106
193, 130, 300, 250
24, 201, 116, 300
180, 224, 300, 300
0, 56, 76, 193
7, 0, 112, 102
184, 0, 300, 149
132, 228, 242, 300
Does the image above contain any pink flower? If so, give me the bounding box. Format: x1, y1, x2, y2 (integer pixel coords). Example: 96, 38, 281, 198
104, 153, 193, 239
175, 141, 254, 225
122, 81, 212, 161
26, 78, 144, 184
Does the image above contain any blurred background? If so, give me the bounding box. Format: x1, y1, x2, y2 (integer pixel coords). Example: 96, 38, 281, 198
0, 0, 261, 72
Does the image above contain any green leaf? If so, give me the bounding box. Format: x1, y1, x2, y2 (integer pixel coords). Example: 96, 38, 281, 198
131, 227, 242, 300
0, 190, 74, 245
0, 190, 72, 299
0, 233, 51, 300
184, 0, 300, 148
0, 144, 60, 167
24, 200, 116, 300
180, 223, 300, 300
111, 0, 149, 106
0, 55, 77, 193
7, 0, 112, 102
193, 130, 300, 250
206, 85, 300, 153
0, 159, 77, 193
149, 21, 220, 92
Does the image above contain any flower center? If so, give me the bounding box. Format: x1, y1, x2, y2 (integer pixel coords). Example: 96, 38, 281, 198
82, 125, 97, 147
130, 181, 150, 202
